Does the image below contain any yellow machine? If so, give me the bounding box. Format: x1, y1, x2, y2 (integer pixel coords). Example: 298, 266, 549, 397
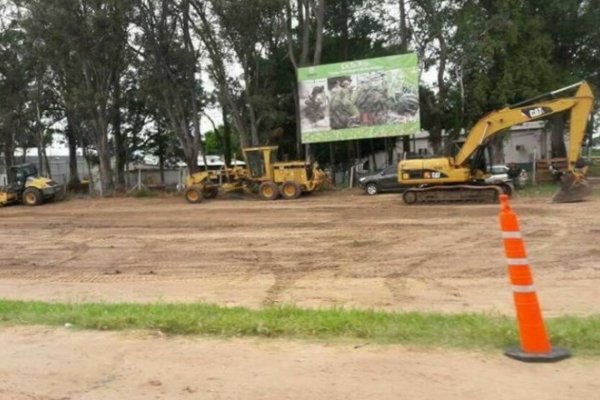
0, 163, 63, 206
399, 81, 595, 204
184, 146, 326, 203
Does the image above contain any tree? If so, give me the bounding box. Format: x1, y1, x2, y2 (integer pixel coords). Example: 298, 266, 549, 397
135, 0, 207, 173
0, 17, 38, 170
19, 0, 132, 194
284, 0, 326, 158
0, 28, 23, 168
528, 0, 600, 157
188, 0, 291, 151
408, 0, 457, 154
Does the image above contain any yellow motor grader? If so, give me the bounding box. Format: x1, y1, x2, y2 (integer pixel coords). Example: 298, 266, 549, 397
0, 163, 63, 206
184, 146, 326, 203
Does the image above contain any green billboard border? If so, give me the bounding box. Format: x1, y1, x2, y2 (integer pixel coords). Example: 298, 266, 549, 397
297, 53, 420, 144
302, 121, 419, 144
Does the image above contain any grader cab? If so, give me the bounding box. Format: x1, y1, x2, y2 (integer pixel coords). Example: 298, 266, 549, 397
184, 146, 326, 203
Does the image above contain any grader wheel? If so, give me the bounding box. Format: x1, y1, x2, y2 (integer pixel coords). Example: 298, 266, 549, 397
185, 187, 202, 204
280, 181, 301, 200
259, 181, 280, 200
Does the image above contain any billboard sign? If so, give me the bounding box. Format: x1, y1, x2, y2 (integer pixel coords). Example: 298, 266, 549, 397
297, 53, 420, 144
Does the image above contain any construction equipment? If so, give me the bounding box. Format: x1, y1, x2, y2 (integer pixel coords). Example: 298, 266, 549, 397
0, 163, 63, 206
398, 81, 595, 204
184, 146, 326, 203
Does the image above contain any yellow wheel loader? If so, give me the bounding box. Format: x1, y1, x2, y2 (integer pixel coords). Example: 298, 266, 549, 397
184, 146, 326, 203
398, 81, 595, 204
0, 163, 63, 207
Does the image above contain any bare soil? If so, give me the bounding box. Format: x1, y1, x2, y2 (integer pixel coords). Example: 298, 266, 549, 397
1, 189, 599, 315
1, 326, 599, 400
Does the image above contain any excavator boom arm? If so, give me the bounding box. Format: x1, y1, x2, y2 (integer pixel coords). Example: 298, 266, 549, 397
454, 82, 594, 170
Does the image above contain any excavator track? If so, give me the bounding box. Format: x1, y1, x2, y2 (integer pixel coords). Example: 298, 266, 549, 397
402, 184, 507, 205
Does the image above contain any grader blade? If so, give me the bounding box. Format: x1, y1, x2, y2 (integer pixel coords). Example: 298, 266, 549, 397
551, 172, 592, 203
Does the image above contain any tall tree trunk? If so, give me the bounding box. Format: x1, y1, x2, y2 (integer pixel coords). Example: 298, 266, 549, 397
66, 122, 79, 185
113, 76, 126, 187
222, 107, 232, 166
399, 0, 408, 51
184, 0, 208, 173
312, 0, 325, 65
3, 138, 14, 170
158, 137, 165, 185
97, 133, 114, 195
176, 118, 200, 174
82, 146, 94, 195
36, 141, 43, 175
299, 0, 310, 66
42, 147, 52, 179
248, 102, 260, 145
293, 88, 302, 158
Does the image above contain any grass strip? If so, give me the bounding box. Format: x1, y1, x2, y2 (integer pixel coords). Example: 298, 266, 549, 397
1, 300, 599, 355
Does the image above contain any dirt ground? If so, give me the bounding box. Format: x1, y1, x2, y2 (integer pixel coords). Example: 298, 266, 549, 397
2, 190, 599, 399
1, 189, 599, 315
1, 326, 599, 400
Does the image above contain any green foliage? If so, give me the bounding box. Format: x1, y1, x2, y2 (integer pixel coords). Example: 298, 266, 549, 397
2, 0, 599, 174
454, 0, 556, 124
0, 24, 34, 165
203, 126, 241, 157
1, 300, 600, 355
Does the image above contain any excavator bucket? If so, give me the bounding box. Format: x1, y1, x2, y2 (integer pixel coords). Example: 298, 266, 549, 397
551, 172, 592, 203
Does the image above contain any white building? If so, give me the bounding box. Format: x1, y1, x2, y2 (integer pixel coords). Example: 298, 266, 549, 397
503, 121, 550, 164
395, 121, 548, 164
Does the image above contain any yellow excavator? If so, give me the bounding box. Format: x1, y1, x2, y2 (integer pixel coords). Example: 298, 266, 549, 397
184, 146, 326, 203
0, 163, 63, 206
398, 81, 595, 204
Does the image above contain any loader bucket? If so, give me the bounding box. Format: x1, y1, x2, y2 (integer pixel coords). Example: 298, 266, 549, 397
551, 172, 592, 203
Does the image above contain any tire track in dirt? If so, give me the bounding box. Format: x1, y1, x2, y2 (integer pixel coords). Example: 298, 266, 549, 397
1, 194, 599, 313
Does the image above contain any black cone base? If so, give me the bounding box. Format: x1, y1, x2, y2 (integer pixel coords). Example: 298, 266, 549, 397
504, 346, 571, 363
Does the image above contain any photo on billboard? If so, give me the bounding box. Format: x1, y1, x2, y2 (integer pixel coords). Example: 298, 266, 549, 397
297, 53, 420, 144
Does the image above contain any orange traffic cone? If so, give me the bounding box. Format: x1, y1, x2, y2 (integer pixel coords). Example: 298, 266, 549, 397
498, 194, 570, 362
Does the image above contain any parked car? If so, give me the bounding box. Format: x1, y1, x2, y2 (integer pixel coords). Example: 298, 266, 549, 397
485, 165, 511, 183
358, 165, 409, 195
485, 164, 528, 188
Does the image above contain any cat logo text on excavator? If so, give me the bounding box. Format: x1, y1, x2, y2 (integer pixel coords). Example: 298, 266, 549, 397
522, 106, 552, 119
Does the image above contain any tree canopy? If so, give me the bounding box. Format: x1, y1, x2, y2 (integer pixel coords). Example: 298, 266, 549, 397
0, 0, 597, 192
